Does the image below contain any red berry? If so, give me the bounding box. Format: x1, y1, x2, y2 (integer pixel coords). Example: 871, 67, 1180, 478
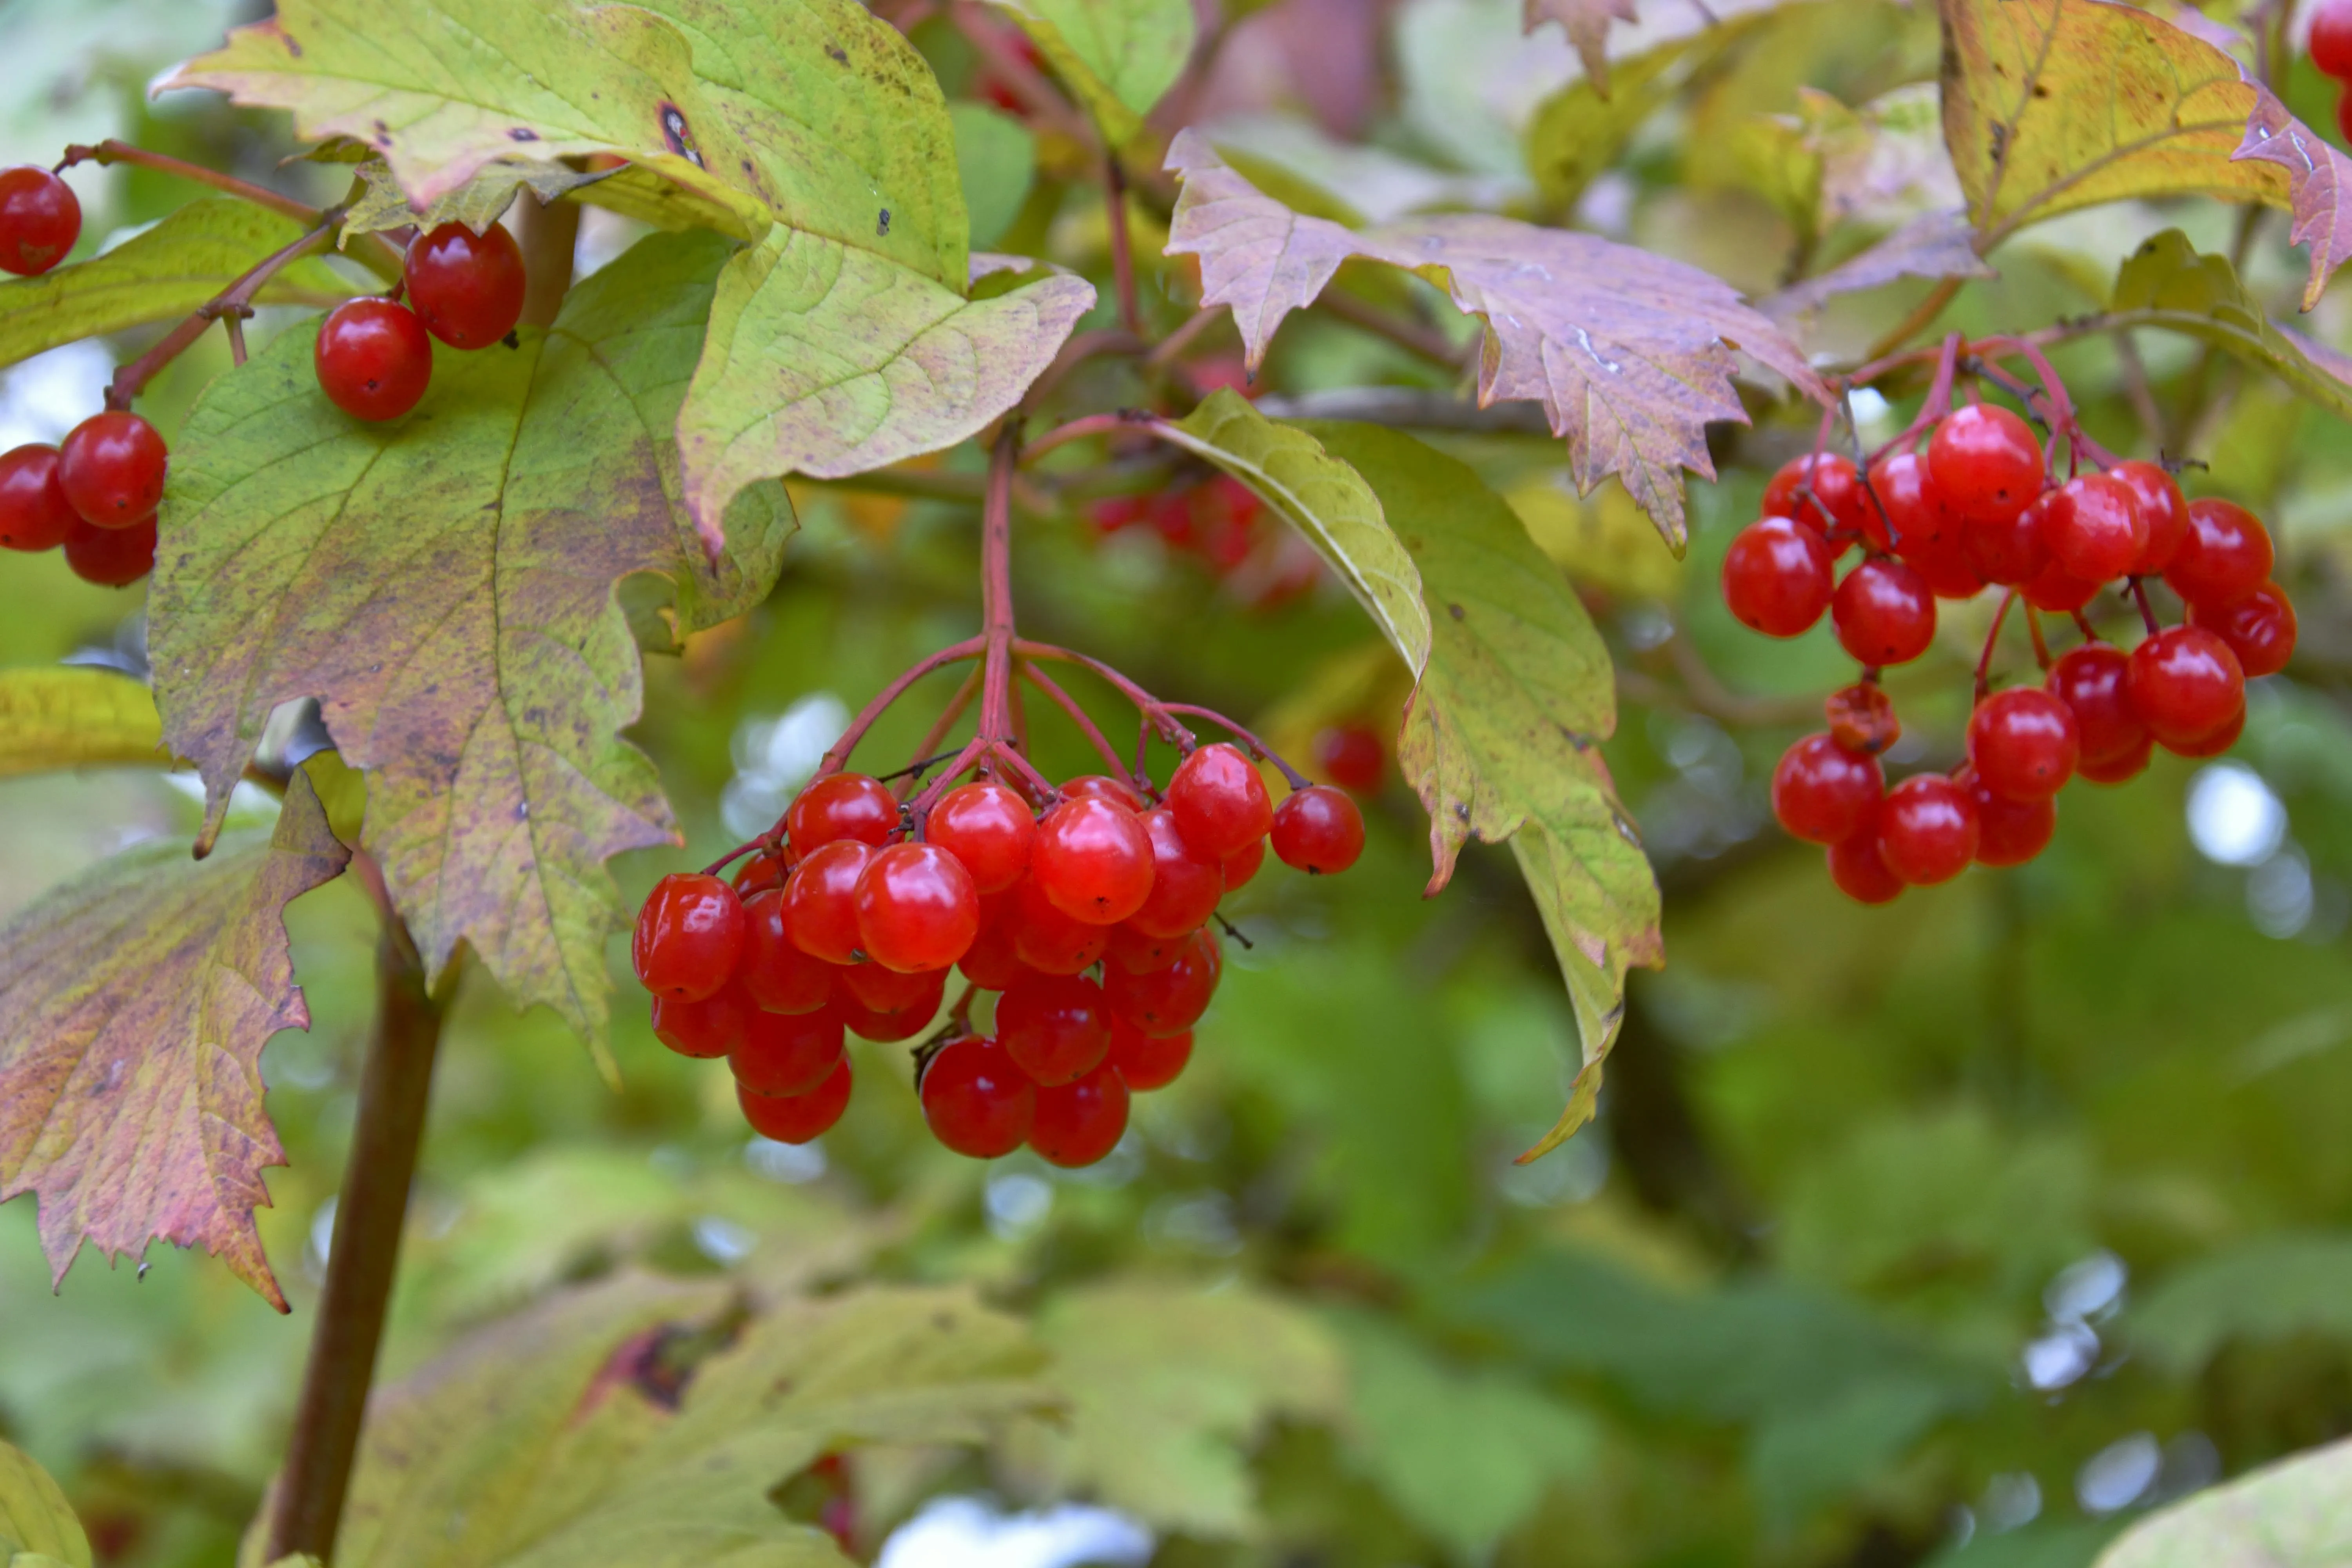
838, 960, 943, 1015
1063, 774, 1147, 809
1032, 797, 1155, 924
1167, 743, 1274, 859
739, 1057, 852, 1145
2339, 83, 2352, 145
2077, 737, 2153, 785
731, 1004, 846, 1097
1826, 681, 1902, 757
633, 872, 746, 1001
2043, 473, 2146, 583
1927, 403, 2043, 526
1877, 774, 1979, 885
2126, 626, 2245, 749
2190, 581, 2297, 678
1764, 452, 1869, 544
958, 897, 1037, 990
1721, 515, 1833, 637
0, 167, 79, 276
1103, 920, 1184, 974
787, 773, 898, 857
2109, 461, 2188, 574
1831, 558, 1936, 666
2316, 0, 2352, 76
921, 1035, 1035, 1157
651, 982, 751, 1058
1771, 734, 1883, 845
0, 445, 78, 551
2021, 558, 2101, 613
2046, 644, 2147, 766
403, 221, 528, 349
925, 782, 1035, 893
2165, 499, 2273, 609
1008, 875, 1110, 974
1962, 769, 2056, 867
57, 412, 166, 528
838, 982, 944, 1042
314, 298, 433, 422
739, 888, 836, 1014
1964, 486, 2054, 586
1967, 687, 2079, 802
781, 840, 872, 965
1104, 926, 1221, 1036
1314, 723, 1386, 795
733, 851, 789, 896
1223, 839, 1265, 891
2170, 704, 2246, 758
1029, 1063, 1131, 1168
853, 842, 978, 972
63, 516, 155, 586
1109, 1018, 1192, 1092
997, 972, 1112, 1085
1827, 819, 1904, 905
1269, 785, 1365, 874
1129, 807, 1226, 937
1865, 451, 1942, 557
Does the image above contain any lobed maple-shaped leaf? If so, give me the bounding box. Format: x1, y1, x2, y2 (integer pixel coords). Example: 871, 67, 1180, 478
1302, 424, 1661, 1160
150, 232, 792, 1062
2233, 86, 2352, 311
0, 769, 349, 1310
1523, 0, 1640, 96
1763, 208, 1994, 322
1164, 131, 1827, 548
0, 668, 165, 779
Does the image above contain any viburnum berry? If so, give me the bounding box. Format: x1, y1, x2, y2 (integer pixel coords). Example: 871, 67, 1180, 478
64, 516, 155, 587
652, 982, 752, 1059
997, 972, 1112, 1085
403, 221, 528, 349
1029, 1062, 1131, 1168
838, 960, 944, 1015
958, 897, 1035, 990
314, 298, 433, 422
1927, 403, 2044, 526
1877, 774, 1980, 885
2045, 644, 2147, 767
1763, 452, 1869, 543
1827, 818, 1904, 906
1129, 807, 1225, 938
1721, 515, 1832, 637
739, 888, 836, 1014
2021, 557, 2101, 613
1963, 486, 2053, 586
2190, 581, 2297, 678
0, 445, 78, 551
1871, 452, 1984, 598
921, 1035, 1035, 1158
2314, 0, 2352, 76
1223, 837, 1266, 891
733, 850, 789, 896
57, 412, 166, 528
633, 872, 747, 1001
1831, 558, 1936, 666
1109, 1018, 1191, 1092
853, 842, 978, 972
739, 1058, 852, 1145
1314, 723, 1386, 795
2126, 626, 2245, 749
2171, 705, 2247, 758
1962, 769, 2057, 867
2109, 460, 2189, 574
1967, 687, 2079, 802
2077, 736, 2154, 785
1008, 875, 1110, 974
2043, 473, 2147, 583
1032, 797, 1156, 924
781, 840, 873, 964
2164, 499, 2273, 609
787, 772, 898, 856
1105, 926, 1220, 1036
925, 781, 1034, 893
1826, 681, 1901, 756
1063, 774, 1148, 809
1771, 734, 1883, 845
731, 1005, 847, 1097
838, 972, 946, 1041
1103, 920, 1183, 975
0, 167, 79, 276
1167, 743, 1274, 858
1269, 786, 1365, 874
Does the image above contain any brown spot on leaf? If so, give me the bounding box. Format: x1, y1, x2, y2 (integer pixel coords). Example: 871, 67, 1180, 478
509, 127, 539, 142
827, 43, 849, 62
657, 103, 705, 169
877, 209, 891, 237
1448, 602, 1465, 620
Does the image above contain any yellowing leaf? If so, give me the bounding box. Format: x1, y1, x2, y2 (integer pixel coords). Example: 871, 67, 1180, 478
340, 155, 603, 239
1303, 424, 1660, 1160
1523, 0, 1640, 94
0, 668, 165, 779
982, 0, 1196, 147
2096, 1433, 2352, 1568
1164, 130, 1827, 547
2108, 229, 2352, 423
676, 225, 1092, 553
0, 1441, 89, 1568
2233, 85, 2352, 311
1161, 390, 1432, 675
150, 233, 793, 1058
0, 770, 349, 1310
0, 198, 350, 371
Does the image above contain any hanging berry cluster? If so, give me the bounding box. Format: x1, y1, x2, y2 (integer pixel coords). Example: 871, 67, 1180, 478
1720, 336, 2296, 903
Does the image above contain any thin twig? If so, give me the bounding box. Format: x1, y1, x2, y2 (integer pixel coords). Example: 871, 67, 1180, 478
109, 216, 342, 408
1313, 289, 1464, 370
1105, 154, 1142, 338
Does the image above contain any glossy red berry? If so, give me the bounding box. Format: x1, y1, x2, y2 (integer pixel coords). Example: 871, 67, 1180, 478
853, 842, 978, 972
2021, 557, 2101, 613
2127, 626, 2245, 749
838, 960, 944, 1015
739, 889, 836, 1014
958, 926, 1034, 994
1827, 819, 1904, 905
633, 872, 746, 1001
1167, 743, 1274, 859
1865, 451, 1943, 558
1033, 797, 1156, 924
2077, 736, 2153, 785
2044, 473, 2146, 583
1967, 687, 2079, 802
997, 972, 1112, 1086
838, 978, 946, 1042
1927, 403, 2043, 526
925, 782, 1035, 893
1104, 927, 1220, 1036
1008, 875, 1110, 974
787, 772, 898, 856
57, 412, 166, 528
731, 1005, 846, 1097
739, 1058, 852, 1145
1269, 785, 1365, 874
1223, 838, 1265, 892
1109, 1018, 1192, 1092
0, 445, 78, 551
0, 167, 79, 276
1103, 920, 1183, 975
1877, 774, 1979, 885
2190, 581, 2297, 679
1129, 807, 1225, 938
1314, 723, 1386, 795
2165, 499, 2273, 609
1029, 1063, 1131, 1168
2109, 460, 2188, 574
403, 221, 528, 349
64, 516, 156, 587
651, 983, 751, 1059
1832, 558, 1936, 667
1964, 487, 2053, 586
922, 1035, 1035, 1157
1771, 734, 1882, 845
2315, 0, 2352, 76
2046, 644, 2146, 766
782, 840, 873, 965
2171, 704, 2246, 758
1063, 774, 1148, 809
1721, 515, 1833, 637
1962, 769, 2056, 867
1764, 452, 1870, 542
733, 850, 789, 896
314, 298, 432, 423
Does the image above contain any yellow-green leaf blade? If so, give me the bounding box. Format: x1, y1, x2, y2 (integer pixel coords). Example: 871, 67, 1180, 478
341, 156, 604, 239
0, 1440, 89, 1568
0, 668, 165, 779
2096, 1434, 2352, 1567
2109, 229, 2352, 423
984, 0, 1196, 148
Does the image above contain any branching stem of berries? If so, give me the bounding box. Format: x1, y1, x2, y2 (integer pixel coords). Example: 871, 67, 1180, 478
105, 212, 344, 410
57, 139, 405, 283
1974, 588, 2018, 702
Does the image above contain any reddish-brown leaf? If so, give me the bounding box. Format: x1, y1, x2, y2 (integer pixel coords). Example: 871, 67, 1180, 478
2234, 86, 2352, 311
1763, 207, 1995, 322
1522, 0, 1640, 95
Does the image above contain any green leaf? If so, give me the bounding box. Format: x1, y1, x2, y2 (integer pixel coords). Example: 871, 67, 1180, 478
1160, 391, 1432, 676
341, 155, 603, 239
2129, 1233, 2352, 1376
0, 198, 350, 371
2107, 230, 2352, 423
981, 0, 1196, 147
0, 668, 165, 779
1763, 208, 1993, 322
675, 224, 1091, 552
2096, 1434, 2352, 1568
150, 232, 792, 1059
0, 1440, 89, 1568
1524, 12, 1777, 211
0, 769, 350, 1310
950, 102, 1037, 251
1300, 423, 1660, 1158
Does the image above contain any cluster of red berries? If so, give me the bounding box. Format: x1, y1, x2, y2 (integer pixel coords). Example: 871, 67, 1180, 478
2310, 0, 2352, 141
1089, 474, 1321, 606
314, 221, 526, 421
630, 743, 1366, 1165
1723, 401, 2296, 902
